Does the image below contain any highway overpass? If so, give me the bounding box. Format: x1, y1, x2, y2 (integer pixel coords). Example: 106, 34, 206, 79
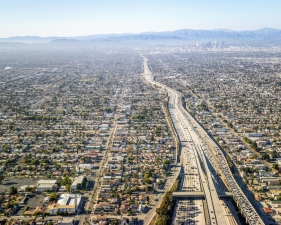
172, 191, 233, 198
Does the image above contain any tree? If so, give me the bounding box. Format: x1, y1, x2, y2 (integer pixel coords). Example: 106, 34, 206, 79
0, 175, 4, 183
252, 153, 258, 159
251, 141, 258, 151
199, 101, 209, 111
241, 167, 252, 174
61, 176, 72, 186
4, 144, 10, 151
243, 136, 252, 144
34, 211, 41, 216
110, 219, 119, 225
155, 215, 169, 225
272, 164, 279, 170
4, 159, 11, 166
44, 165, 50, 170
25, 186, 33, 192
82, 177, 87, 188
126, 188, 132, 194
65, 184, 70, 192
146, 196, 150, 205
272, 150, 278, 159
10, 186, 14, 195
49, 193, 58, 200
227, 122, 233, 128
149, 135, 155, 142
10, 186, 17, 195
144, 173, 150, 179
31, 159, 40, 165
144, 178, 152, 184
261, 153, 270, 161
133, 218, 138, 225
249, 174, 254, 184
27, 166, 33, 171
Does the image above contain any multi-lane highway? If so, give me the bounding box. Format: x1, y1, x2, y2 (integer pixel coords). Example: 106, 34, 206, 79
142, 56, 264, 225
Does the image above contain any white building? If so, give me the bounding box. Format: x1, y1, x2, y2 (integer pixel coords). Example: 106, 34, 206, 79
76, 163, 94, 172
71, 176, 85, 191
37, 180, 58, 192
47, 194, 82, 215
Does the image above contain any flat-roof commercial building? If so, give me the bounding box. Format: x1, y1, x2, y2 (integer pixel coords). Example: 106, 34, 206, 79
47, 194, 82, 215
71, 175, 86, 191
37, 180, 58, 192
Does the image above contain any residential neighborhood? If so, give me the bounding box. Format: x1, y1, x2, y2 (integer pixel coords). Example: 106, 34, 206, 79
0, 49, 176, 225
1, 41, 281, 224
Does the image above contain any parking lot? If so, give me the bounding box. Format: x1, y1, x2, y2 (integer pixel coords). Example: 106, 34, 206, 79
26, 194, 45, 209
13, 194, 45, 216
0, 178, 39, 193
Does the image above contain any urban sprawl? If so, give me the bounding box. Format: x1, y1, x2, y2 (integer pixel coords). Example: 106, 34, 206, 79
1, 43, 281, 225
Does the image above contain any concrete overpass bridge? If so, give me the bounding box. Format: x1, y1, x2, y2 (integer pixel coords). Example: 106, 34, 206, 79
172, 191, 233, 198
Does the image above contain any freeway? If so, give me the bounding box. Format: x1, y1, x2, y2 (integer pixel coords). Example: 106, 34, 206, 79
170, 95, 226, 225
142, 56, 264, 225
172, 139, 205, 225
178, 100, 264, 225
143, 56, 229, 225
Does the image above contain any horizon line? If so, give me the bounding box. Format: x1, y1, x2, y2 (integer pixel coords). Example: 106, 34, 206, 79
0, 27, 279, 39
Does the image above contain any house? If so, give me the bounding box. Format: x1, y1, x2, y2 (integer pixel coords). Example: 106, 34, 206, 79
95, 202, 116, 213
86, 145, 101, 151
257, 141, 267, 147
247, 133, 263, 138
23, 206, 42, 216
259, 170, 272, 177
120, 202, 130, 213
130, 204, 138, 213
268, 180, 280, 186
138, 194, 145, 202
271, 200, 281, 208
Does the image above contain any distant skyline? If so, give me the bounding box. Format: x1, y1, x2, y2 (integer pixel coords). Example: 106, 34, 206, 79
1, 0, 281, 38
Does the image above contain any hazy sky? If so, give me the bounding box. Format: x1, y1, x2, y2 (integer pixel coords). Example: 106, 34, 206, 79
1, 0, 281, 37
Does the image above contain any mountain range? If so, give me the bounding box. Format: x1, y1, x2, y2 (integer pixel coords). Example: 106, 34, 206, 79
1, 28, 281, 44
